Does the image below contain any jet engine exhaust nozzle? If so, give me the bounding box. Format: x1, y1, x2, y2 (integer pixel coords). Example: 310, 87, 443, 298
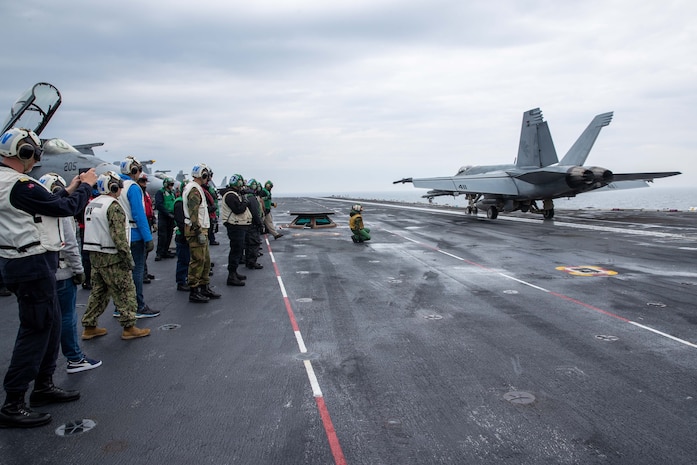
565, 167, 595, 188
588, 166, 613, 184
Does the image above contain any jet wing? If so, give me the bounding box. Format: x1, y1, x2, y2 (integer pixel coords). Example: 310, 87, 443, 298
407, 174, 520, 196
422, 189, 460, 199
599, 180, 650, 190
72, 142, 105, 155
610, 171, 681, 182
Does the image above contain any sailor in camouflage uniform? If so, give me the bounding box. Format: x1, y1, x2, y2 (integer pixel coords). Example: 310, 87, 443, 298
81, 172, 150, 340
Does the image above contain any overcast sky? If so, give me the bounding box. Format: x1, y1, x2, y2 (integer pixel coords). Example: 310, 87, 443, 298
3, 0, 695, 194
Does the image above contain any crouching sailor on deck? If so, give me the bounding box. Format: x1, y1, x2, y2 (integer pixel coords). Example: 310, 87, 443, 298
349, 204, 371, 243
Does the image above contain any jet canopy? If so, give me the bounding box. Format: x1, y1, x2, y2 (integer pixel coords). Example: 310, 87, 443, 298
42, 138, 81, 155
1, 82, 61, 136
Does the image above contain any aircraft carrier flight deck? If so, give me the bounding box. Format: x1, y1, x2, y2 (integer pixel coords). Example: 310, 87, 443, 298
1, 197, 696, 465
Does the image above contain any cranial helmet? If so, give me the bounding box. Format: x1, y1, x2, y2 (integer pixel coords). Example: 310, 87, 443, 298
164, 177, 175, 187
247, 178, 258, 191
191, 163, 211, 180
179, 179, 189, 192
137, 172, 148, 183
264, 180, 273, 189
120, 156, 142, 176
351, 204, 363, 212
38, 172, 67, 194
0, 128, 43, 161
96, 171, 124, 195
229, 174, 245, 188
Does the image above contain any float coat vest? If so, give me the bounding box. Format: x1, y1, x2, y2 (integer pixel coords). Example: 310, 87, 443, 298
0, 168, 64, 259
183, 182, 210, 229
116, 179, 141, 230
221, 190, 252, 226
83, 195, 130, 254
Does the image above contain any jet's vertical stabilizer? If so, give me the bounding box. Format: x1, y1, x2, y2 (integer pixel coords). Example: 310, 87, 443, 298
515, 108, 558, 168
560, 111, 613, 166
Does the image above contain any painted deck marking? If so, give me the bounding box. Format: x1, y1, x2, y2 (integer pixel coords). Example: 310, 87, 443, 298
265, 235, 347, 465
629, 321, 697, 349
386, 230, 697, 350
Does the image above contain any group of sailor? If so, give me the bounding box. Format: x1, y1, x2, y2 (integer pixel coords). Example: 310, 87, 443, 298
149, 166, 283, 302
0, 126, 284, 429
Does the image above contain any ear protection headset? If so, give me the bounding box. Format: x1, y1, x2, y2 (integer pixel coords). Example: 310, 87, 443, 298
38, 173, 66, 193
109, 177, 123, 193
229, 174, 244, 188
97, 171, 124, 195
0, 128, 43, 161
192, 163, 211, 180
17, 139, 43, 161
121, 156, 142, 176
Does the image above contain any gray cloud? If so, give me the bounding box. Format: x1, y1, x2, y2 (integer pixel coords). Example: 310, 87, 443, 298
2, 0, 694, 193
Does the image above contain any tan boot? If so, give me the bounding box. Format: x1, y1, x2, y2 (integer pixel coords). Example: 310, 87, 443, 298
82, 326, 108, 340
121, 326, 151, 340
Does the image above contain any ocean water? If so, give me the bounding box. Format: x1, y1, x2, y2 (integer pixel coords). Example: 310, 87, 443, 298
287, 187, 697, 212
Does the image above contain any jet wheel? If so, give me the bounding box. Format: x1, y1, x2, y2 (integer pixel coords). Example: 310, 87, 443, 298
487, 206, 498, 219
543, 209, 555, 219
466, 206, 473, 214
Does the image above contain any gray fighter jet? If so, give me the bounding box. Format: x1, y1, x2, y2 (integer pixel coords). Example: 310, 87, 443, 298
394, 108, 681, 219
1, 82, 164, 197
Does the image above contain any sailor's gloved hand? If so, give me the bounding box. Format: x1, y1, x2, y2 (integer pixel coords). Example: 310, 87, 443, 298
198, 233, 207, 244
145, 240, 154, 253
72, 273, 86, 285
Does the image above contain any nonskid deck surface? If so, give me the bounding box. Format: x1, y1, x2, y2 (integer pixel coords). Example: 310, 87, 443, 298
1, 197, 696, 465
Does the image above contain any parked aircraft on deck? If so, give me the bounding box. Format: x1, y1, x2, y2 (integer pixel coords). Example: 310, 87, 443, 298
1, 82, 164, 197
394, 108, 681, 219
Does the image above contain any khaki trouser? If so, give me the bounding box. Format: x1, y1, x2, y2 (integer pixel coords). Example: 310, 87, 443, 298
186, 229, 211, 287
264, 211, 280, 237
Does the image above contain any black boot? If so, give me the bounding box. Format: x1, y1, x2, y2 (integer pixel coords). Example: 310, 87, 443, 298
200, 285, 221, 299
226, 273, 245, 286
0, 392, 51, 428
234, 268, 247, 280
189, 287, 209, 303
29, 377, 80, 408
